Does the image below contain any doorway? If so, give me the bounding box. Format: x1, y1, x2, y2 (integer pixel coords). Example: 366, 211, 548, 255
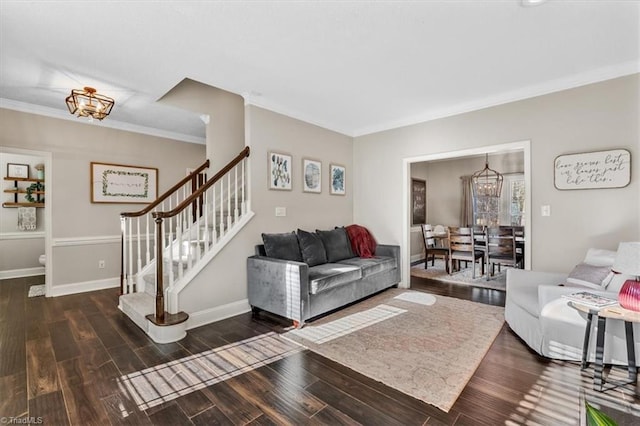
401, 140, 531, 288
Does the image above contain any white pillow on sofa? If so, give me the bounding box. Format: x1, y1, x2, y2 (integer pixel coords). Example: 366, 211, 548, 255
583, 248, 616, 266
566, 262, 613, 289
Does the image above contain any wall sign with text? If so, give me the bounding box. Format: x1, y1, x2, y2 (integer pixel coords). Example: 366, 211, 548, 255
554, 149, 631, 190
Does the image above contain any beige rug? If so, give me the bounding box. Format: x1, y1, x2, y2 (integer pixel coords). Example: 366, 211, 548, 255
283, 288, 504, 412
411, 259, 508, 291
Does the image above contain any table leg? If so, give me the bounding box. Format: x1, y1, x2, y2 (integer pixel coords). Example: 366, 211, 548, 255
594, 316, 606, 391
624, 321, 637, 383
581, 312, 594, 370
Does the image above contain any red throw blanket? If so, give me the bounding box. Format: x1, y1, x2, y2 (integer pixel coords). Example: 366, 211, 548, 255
346, 224, 377, 258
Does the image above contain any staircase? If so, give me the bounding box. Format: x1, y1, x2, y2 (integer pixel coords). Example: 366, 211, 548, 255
118, 147, 252, 343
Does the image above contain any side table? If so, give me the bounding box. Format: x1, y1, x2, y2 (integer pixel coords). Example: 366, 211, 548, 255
570, 301, 639, 391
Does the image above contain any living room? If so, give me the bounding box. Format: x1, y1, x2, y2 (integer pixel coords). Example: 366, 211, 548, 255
1, 1, 639, 424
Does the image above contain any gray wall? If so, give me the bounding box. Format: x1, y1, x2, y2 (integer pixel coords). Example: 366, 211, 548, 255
0, 108, 206, 288
355, 74, 639, 276
180, 105, 354, 314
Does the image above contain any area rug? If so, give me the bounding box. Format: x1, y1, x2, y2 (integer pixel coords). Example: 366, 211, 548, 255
28, 284, 45, 297
283, 288, 504, 412
411, 259, 508, 291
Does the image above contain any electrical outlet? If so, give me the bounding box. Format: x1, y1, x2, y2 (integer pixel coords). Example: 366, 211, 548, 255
98, 260, 105, 269
275, 207, 287, 217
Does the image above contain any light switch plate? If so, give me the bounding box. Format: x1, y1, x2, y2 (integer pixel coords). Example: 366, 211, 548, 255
275, 207, 286, 217
541, 205, 551, 217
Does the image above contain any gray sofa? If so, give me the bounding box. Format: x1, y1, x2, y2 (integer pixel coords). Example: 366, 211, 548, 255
247, 227, 400, 327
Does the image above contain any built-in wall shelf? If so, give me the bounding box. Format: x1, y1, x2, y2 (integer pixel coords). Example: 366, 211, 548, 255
3, 177, 45, 207
2, 202, 45, 208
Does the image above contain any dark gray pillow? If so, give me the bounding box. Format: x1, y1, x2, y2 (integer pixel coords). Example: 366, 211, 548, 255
316, 227, 354, 262
261, 232, 302, 262
297, 229, 328, 267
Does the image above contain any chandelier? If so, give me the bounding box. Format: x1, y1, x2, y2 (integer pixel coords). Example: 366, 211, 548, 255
65, 87, 115, 120
471, 154, 503, 198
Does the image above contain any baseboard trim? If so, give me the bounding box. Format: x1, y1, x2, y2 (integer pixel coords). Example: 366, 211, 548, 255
410, 254, 425, 264
48, 277, 119, 297
186, 299, 251, 330
0, 267, 45, 280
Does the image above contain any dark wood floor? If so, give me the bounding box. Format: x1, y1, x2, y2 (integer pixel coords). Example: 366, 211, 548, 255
1, 275, 639, 425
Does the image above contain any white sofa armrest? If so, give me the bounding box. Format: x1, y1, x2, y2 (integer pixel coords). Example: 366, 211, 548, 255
538, 285, 584, 310
506, 268, 568, 291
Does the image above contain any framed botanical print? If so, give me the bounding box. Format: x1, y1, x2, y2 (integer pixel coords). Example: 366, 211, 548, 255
302, 158, 322, 193
268, 152, 292, 190
7, 163, 29, 179
91, 162, 158, 203
330, 164, 346, 195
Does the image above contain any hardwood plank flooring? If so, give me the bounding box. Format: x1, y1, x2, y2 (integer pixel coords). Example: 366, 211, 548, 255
2, 274, 639, 425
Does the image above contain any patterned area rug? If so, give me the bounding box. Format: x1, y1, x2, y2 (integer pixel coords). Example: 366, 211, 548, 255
411, 258, 508, 291
283, 288, 504, 412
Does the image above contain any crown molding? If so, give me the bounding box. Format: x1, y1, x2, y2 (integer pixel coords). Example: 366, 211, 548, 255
0, 98, 205, 145
352, 61, 640, 137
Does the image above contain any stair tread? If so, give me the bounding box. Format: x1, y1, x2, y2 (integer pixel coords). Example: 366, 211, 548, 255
120, 292, 154, 313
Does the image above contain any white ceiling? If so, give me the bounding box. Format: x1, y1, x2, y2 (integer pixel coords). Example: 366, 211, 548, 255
1, 1, 638, 144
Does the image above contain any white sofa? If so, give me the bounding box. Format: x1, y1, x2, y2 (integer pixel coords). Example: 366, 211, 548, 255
505, 248, 639, 365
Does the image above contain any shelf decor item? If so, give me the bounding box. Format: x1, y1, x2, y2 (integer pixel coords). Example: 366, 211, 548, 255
7, 163, 29, 179
613, 242, 640, 312
25, 182, 44, 203
35, 163, 45, 180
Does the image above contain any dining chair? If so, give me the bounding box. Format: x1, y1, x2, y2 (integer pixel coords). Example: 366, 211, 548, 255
421, 224, 449, 272
486, 226, 523, 276
447, 226, 485, 278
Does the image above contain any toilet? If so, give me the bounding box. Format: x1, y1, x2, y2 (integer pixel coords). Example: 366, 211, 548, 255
39, 254, 46, 266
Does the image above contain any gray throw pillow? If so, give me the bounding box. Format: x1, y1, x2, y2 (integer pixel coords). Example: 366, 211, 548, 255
297, 229, 328, 267
316, 227, 354, 262
566, 262, 612, 289
261, 232, 302, 262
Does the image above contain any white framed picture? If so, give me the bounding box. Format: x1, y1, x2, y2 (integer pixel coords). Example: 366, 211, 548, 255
90, 162, 158, 203
330, 164, 346, 195
302, 158, 322, 193
268, 152, 292, 190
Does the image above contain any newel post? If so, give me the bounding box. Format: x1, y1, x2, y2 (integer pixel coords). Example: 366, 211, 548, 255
154, 216, 165, 322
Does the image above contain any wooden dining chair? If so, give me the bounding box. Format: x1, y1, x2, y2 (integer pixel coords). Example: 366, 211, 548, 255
421, 224, 449, 272
447, 226, 485, 278
486, 226, 523, 276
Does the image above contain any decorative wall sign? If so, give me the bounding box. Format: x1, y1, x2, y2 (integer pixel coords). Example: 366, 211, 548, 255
268, 152, 292, 190
554, 149, 631, 190
330, 164, 346, 195
302, 158, 322, 193
7, 163, 29, 179
411, 178, 426, 226
91, 162, 158, 203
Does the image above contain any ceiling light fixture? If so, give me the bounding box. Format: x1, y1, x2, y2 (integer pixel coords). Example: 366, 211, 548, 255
521, 0, 549, 6
472, 154, 504, 198
65, 86, 115, 120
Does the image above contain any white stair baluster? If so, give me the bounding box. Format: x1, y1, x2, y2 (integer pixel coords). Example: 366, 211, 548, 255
212, 185, 217, 243
234, 165, 239, 221
195, 198, 201, 262
241, 159, 246, 215
227, 174, 232, 229
136, 217, 142, 277
145, 214, 151, 265
219, 181, 225, 237
128, 219, 133, 292
121, 217, 129, 294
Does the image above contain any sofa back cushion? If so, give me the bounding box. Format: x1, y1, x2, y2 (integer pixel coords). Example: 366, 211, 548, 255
316, 227, 354, 262
583, 248, 616, 266
261, 232, 302, 262
297, 229, 328, 267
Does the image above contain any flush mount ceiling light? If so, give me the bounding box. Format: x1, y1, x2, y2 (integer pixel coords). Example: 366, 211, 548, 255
521, 0, 549, 6
65, 86, 115, 120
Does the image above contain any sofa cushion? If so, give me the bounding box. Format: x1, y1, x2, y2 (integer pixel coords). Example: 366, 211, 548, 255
565, 262, 612, 290
297, 229, 327, 267
338, 256, 396, 278
317, 227, 354, 262
508, 284, 540, 318
308, 263, 362, 295
261, 232, 302, 262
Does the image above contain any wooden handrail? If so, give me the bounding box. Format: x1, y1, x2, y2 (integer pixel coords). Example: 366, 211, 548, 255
154, 146, 250, 219
120, 159, 210, 218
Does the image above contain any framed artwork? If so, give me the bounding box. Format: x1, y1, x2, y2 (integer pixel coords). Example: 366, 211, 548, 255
7, 163, 29, 179
302, 158, 322, 193
411, 178, 426, 226
330, 164, 346, 195
91, 162, 158, 203
268, 152, 292, 190
554, 149, 631, 190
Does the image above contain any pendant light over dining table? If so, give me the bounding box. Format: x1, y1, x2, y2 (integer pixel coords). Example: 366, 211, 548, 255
65, 86, 115, 120
471, 154, 504, 227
